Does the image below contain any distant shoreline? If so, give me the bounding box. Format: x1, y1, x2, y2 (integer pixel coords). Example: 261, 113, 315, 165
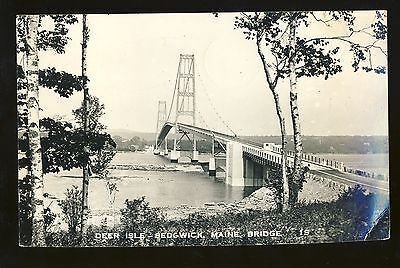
114, 150, 389, 155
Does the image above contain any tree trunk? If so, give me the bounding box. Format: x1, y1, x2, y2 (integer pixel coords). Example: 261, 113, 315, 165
257, 39, 290, 212
271, 89, 290, 212
80, 14, 90, 236
26, 14, 46, 247
288, 16, 303, 204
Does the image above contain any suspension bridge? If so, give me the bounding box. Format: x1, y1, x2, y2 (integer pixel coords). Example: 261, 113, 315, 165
152, 54, 389, 194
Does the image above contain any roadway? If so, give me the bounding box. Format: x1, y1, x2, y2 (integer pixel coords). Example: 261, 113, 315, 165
310, 168, 389, 195
158, 122, 389, 195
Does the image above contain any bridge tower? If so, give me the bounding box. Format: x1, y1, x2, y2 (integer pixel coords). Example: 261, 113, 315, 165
171, 54, 198, 163
154, 101, 168, 155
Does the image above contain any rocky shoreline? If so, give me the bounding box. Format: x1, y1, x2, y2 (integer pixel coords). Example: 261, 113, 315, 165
109, 164, 179, 171
87, 187, 279, 225
86, 175, 345, 227
108, 163, 204, 172
159, 187, 278, 220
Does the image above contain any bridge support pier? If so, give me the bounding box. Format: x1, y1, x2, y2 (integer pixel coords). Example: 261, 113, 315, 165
170, 150, 180, 163
263, 166, 269, 184
225, 141, 244, 186
209, 157, 216, 176
192, 151, 199, 163
244, 159, 254, 185
164, 139, 168, 155
243, 159, 265, 187
191, 135, 198, 163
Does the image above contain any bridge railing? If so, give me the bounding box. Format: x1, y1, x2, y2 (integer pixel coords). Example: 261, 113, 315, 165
263, 143, 345, 171
341, 166, 389, 181
254, 143, 389, 181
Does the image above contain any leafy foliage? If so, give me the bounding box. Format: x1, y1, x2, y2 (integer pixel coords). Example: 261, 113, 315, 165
17, 65, 84, 132
44, 185, 385, 247
18, 117, 116, 174
234, 11, 387, 82
295, 38, 342, 80
263, 165, 308, 208
39, 67, 84, 97
18, 174, 58, 246
17, 15, 78, 54
243, 135, 389, 154
38, 117, 116, 174
90, 145, 116, 178
16, 14, 82, 130
43, 206, 57, 233
58, 185, 82, 236
288, 166, 309, 204
73, 95, 106, 132
120, 197, 165, 232
234, 11, 387, 206
105, 181, 119, 207
372, 11, 387, 40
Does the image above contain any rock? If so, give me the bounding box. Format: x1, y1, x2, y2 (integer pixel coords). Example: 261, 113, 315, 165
237, 187, 277, 211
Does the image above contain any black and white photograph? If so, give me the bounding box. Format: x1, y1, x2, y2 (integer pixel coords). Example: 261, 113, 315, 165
16, 11, 389, 247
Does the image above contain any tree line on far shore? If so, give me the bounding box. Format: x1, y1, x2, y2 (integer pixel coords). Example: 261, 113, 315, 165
243, 135, 389, 154
112, 134, 388, 154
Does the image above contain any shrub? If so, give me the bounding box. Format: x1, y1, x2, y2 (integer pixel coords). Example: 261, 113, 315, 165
58, 185, 82, 236
54, 186, 387, 247
46, 230, 83, 247
120, 196, 165, 232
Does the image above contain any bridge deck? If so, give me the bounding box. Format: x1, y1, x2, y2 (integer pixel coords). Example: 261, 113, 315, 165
157, 122, 389, 194
310, 168, 389, 194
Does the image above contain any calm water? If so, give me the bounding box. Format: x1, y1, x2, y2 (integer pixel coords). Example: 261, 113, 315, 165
315, 153, 389, 176
107, 151, 247, 207
44, 151, 389, 210
44, 151, 247, 210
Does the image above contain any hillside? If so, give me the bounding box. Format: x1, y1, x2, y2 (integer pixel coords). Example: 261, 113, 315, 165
108, 128, 388, 154
108, 129, 155, 142
241, 135, 389, 154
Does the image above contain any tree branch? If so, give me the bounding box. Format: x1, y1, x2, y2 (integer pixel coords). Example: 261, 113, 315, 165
303, 36, 387, 57
310, 11, 334, 26
256, 37, 275, 88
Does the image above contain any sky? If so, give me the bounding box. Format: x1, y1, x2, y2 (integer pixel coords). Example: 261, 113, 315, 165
36, 11, 388, 136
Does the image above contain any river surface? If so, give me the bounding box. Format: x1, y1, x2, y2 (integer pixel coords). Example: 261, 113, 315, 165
43, 151, 389, 211
314, 153, 389, 176
44, 151, 248, 211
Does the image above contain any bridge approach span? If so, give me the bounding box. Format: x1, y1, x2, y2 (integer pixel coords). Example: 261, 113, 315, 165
155, 122, 389, 192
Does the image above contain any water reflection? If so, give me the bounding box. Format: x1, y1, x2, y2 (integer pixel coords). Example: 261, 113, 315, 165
106, 151, 254, 207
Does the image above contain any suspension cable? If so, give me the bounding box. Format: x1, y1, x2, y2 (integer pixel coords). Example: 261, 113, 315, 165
166, 57, 238, 138
166, 58, 181, 123
196, 110, 218, 149
196, 73, 238, 137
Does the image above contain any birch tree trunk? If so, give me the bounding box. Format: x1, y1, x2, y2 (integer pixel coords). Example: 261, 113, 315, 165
288, 16, 303, 204
257, 39, 290, 212
271, 89, 290, 212
26, 14, 46, 247
80, 14, 90, 236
